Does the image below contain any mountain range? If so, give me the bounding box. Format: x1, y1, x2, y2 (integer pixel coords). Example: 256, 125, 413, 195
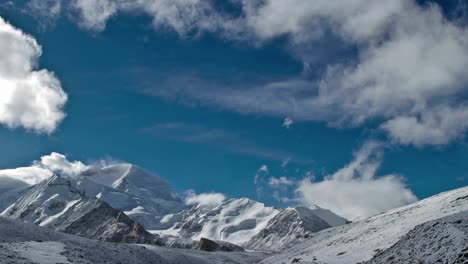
0, 162, 466, 264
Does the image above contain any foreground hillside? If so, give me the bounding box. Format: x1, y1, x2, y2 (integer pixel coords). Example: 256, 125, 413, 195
260, 186, 468, 264
0, 217, 270, 264
365, 210, 468, 264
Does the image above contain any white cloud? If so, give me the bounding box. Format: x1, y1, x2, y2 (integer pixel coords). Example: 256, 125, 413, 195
254, 164, 269, 184
257, 165, 269, 173
184, 190, 226, 208
268, 176, 295, 188
0, 166, 51, 185
27, 0, 62, 22
71, 0, 117, 31
0, 16, 67, 133
283, 117, 294, 128
281, 158, 291, 168
0, 152, 88, 185
296, 141, 417, 220
145, 1, 468, 147
27, 1, 468, 146
39, 152, 88, 176
381, 106, 468, 147
60, 0, 224, 35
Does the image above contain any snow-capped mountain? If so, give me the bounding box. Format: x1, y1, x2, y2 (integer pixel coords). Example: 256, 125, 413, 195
260, 186, 468, 264
245, 206, 346, 251
155, 198, 279, 246
1, 174, 156, 243
77, 164, 185, 229
1, 161, 466, 263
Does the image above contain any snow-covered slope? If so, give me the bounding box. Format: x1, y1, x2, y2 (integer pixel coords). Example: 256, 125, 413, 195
0, 216, 270, 264
154, 198, 279, 246
365, 210, 468, 264
308, 206, 349, 227
77, 164, 185, 229
0, 176, 31, 211
260, 186, 468, 264
0, 176, 29, 192
1, 174, 156, 243
245, 206, 333, 251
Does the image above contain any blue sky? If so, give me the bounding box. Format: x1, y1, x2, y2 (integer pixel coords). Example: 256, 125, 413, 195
0, 0, 467, 217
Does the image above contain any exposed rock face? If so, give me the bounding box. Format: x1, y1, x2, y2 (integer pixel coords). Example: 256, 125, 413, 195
51, 197, 156, 244
1, 174, 157, 244
197, 237, 245, 252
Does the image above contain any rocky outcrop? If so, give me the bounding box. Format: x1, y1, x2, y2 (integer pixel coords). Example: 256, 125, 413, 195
197, 237, 245, 252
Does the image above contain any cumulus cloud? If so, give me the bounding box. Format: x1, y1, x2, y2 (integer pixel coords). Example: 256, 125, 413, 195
39, 152, 88, 176
296, 141, 418, 220
0, 152, 88, 185
184, 190, 226, 208
0, 16, 67, 133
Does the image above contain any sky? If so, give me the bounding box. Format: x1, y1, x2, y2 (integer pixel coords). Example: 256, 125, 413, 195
0, 0, 467, 220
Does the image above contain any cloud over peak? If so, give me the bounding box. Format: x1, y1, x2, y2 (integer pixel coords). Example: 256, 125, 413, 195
185, 190, 226, 208
0, 152, 88, 185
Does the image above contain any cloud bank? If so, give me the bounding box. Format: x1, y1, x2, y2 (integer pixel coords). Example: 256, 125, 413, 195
0, 16, 67, 133
0, 152, 88, 185
296, 141, 418, 220
32, 0, 468, 146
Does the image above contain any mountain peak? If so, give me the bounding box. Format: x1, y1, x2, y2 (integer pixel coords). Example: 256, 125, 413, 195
46, 174, 73, 186
245, 206, 332, 251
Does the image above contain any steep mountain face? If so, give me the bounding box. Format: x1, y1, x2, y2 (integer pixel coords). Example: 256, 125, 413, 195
246, 206, 334, 251
155, 198, 279, 246
77, 164, 185, 229
260, 186, 468, 264
1, 174, 156, 244
365, 210, 468, 264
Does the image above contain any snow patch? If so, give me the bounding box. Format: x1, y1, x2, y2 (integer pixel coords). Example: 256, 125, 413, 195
10, 241, 70, 264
